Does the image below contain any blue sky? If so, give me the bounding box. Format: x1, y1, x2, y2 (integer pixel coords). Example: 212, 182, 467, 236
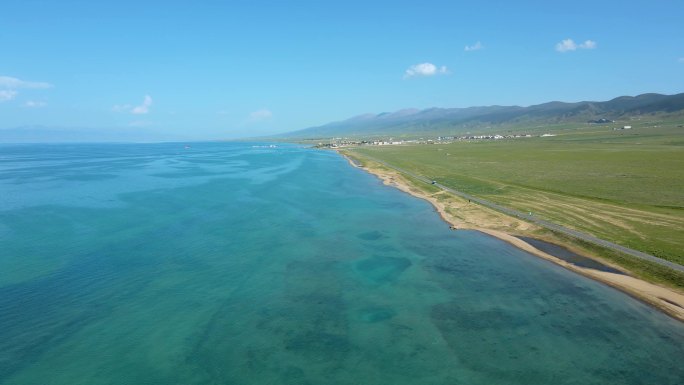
1, 0, 683, 140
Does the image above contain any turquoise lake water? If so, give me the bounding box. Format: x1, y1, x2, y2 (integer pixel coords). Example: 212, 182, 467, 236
0, 142, 683, 384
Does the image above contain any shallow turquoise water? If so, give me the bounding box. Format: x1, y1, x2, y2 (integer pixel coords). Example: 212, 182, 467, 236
0, 142, 682, 384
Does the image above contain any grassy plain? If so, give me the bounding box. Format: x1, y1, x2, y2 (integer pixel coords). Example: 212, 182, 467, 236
348, 122, 684, 280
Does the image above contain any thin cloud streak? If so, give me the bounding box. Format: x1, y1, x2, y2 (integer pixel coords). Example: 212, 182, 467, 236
0, 76, 52, 89
248, 109, 273, 121
0, 75, 52, 103
24, 100, 47, 108
464, 41, 483, 51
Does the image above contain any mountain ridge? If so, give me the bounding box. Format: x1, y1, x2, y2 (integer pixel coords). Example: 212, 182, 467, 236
282, 92, 684, 138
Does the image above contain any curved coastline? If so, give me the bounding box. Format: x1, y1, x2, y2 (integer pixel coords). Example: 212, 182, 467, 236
337, 150, 684, 322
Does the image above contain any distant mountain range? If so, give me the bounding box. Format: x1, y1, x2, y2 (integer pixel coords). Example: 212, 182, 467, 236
282, 92, 684, 138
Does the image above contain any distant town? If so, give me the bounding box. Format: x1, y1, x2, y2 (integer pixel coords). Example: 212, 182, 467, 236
314, 120, 646, 148
315, 133, 542, 148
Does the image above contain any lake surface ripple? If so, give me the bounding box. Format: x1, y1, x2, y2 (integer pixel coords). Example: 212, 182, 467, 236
1, 142, 682, 384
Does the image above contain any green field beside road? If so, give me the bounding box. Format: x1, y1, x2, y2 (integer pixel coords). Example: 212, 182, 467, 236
350, 124, 684, 267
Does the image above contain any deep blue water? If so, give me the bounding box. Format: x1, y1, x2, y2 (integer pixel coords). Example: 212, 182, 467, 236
0, 142, 683, 384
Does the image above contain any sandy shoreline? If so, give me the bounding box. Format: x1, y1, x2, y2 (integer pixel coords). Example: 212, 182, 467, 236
338, 150, 684, 322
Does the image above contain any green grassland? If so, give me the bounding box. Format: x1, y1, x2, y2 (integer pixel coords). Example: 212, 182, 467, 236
351, 122, 684, 268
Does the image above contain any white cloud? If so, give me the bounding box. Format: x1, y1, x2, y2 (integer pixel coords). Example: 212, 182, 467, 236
404, 63, 449, 78
131, 95, 153, 114
556, 39, 577, 52
0, 76, 52, 89
249, 109, 273, 121
0, 75, 52, 103
0, 90, 18, 102
24, 100, 47, 108
114, 95, 153, 114
556, 38, 597, 52
464, 41, 483, 51
579, 40, 597, 49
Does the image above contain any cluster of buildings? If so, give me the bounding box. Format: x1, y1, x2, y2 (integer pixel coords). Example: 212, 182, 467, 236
315, 133, 540, 148
314, 120, 645, 148
588, 118, 635, 131
447, 134, 534, 140
315, 139, 405, 148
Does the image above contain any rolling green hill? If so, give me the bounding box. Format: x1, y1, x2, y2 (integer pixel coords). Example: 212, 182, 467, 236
282, 93, 684, 138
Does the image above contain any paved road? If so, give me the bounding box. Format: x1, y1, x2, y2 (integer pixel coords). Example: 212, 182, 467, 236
357, 153, 684, 273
